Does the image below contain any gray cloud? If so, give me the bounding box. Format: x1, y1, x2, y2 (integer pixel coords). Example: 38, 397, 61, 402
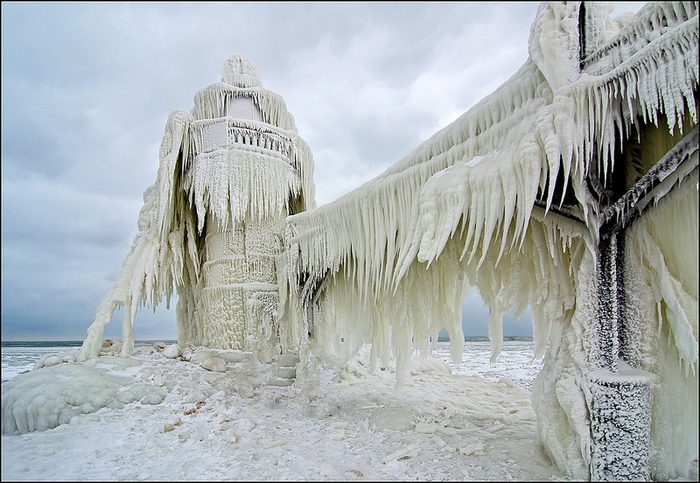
2, 115, 73, 178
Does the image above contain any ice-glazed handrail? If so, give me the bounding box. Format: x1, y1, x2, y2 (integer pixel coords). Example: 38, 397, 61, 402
191, 117, 295, 162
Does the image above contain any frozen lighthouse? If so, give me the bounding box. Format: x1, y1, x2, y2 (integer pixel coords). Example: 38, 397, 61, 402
77, 55, 315, 361
182, 56, 314, 352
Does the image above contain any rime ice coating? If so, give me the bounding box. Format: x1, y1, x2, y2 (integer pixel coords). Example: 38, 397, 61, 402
20, 2, 699, 481
220, 54, 263, 88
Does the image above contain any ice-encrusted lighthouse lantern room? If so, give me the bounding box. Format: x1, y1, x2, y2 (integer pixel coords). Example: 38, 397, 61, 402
78, 55, 315, 360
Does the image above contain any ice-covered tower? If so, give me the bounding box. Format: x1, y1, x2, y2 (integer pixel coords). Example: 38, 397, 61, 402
185, 56, 313, 351
78, 55, 315, 360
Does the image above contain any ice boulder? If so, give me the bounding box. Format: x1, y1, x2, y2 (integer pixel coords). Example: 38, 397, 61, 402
201, 357, 227, 372
163, 344, 181, 359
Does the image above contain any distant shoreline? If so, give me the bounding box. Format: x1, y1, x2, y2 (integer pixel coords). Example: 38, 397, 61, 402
1, 336, 533, 347
0, 340, 177, 348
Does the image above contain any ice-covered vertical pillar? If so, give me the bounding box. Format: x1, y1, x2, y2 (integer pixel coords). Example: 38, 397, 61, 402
199, 212, 284, 351
200, 212, 248, 348
577, 2, 655, 476
596, 231, 623, 372
241, 216, 285, 355
587, 365, 653, 481
588, 230, 652, 481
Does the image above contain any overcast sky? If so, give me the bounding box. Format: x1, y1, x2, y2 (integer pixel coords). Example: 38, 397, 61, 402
1, 2, 646, 341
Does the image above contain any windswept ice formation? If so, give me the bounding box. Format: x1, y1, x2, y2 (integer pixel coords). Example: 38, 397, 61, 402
285, 2, 698, 480
6, 2, 697, 482
77, 55, 315, 361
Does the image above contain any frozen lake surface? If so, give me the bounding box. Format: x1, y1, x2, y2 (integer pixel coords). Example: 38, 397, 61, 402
2, 339, 541, 387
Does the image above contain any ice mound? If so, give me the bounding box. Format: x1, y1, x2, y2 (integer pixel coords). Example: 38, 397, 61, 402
1, 362, 140, 434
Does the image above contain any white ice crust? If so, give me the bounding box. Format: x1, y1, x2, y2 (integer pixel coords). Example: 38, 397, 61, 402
5, 3, 698, 481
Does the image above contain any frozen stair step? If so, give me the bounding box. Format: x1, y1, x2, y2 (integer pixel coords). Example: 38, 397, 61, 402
267, 377, 295, 387
277, 354, 300, 368
276, 367, 297, 379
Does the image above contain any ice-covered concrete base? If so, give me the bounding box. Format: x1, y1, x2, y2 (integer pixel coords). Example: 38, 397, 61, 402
587, 363, 653, 481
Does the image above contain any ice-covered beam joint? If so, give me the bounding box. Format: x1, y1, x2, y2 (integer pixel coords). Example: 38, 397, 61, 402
595, 125, 698, 370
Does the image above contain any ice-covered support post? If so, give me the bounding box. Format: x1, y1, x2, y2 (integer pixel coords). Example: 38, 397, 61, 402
589, 227, 653, 481
298, 269, 327, 341
587, 125, 699, 481
121, 289, 134, 358
596, 230, 622, 373
587, 366, 653, 481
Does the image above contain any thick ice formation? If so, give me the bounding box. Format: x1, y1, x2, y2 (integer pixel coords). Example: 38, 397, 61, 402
8, 2, 696, 481
1, 352, 163, 434
285, 2, 698, 479
78, 55, 315, 361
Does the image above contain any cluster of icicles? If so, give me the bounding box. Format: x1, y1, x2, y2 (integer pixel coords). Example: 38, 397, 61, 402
286, 1, 697, 371
284, 6, 698, 477
286, 2, 700, 480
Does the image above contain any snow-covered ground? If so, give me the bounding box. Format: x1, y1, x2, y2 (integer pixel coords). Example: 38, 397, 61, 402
1, 341, 695, 481
0, 340, 555, 481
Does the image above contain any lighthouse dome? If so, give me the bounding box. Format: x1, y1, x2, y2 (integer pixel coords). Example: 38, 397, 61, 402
220, 55, 263, 88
